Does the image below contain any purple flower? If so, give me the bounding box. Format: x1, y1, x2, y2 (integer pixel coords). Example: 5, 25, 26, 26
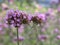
20, 13, 30, 24
11, 20, 14, 24
37, 13, 46, 21
47, 8, 54, 15
31, 16, 39, 24
45, 12, 50, 16
53, 28, 59, 33
28, 14, 32, 21
0, 27, 2, 31
56, 35, 60, 40
6, 9, 14, 18
17, 23, 20, 27
38, 35, 48, 41
57, 7, 60, 12
2, 23, 8, 28
5, 9, 22, 27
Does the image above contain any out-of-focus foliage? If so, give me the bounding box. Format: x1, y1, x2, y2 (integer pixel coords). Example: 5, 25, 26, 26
0, 0, 60, 45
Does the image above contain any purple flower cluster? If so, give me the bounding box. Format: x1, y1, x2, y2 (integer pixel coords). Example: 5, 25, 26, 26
38, 35, 48, 41
5, 9, 21, 27
5, 9, 30, 27
5, 9, 46, 27
32, 13, 46, 24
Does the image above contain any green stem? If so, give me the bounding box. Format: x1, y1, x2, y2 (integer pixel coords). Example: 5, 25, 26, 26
17, 27, 19, 45
33, 24, 38, 45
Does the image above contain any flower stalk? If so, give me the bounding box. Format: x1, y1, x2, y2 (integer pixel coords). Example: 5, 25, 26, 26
17, 27, 19, 45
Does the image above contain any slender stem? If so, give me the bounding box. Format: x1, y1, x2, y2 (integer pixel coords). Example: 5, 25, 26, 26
17, 27, 19, 45
33, 24, 38, 45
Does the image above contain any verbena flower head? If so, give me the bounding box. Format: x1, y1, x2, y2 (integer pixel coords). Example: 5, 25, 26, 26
32, 13, 46, 24
5, 9, 22, 27
31, 16, 39, 24
20, 12, 29, 24
5, 9, 32, 27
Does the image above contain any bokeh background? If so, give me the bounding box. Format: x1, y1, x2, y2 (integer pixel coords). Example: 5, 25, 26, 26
0, 0, 60, 45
